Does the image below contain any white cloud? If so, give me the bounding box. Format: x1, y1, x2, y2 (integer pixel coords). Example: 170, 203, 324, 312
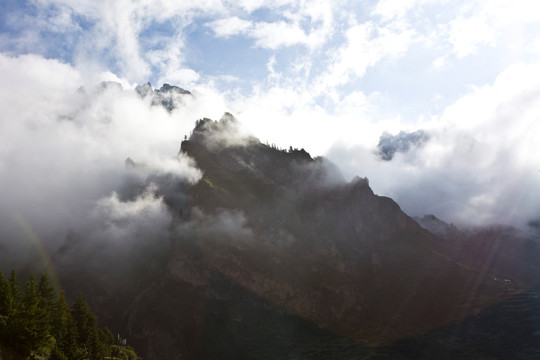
448, 14, 496, 58
209, 16, 330, 50
3, 0, 540, 234
251, 21, 309, 49
210, 16, 253, 37
27, 0, 229, 82
314, 20, 415, 90
0, 53, 211, 255
328, 62, 540, 228
436, 0, 540, 59
232, 0, 294, 13
207, 0, 336, 50
372, 0, 437, 21
92, 183, 172, 243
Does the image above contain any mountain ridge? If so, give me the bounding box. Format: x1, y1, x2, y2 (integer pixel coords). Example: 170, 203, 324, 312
45, 112, 540, 359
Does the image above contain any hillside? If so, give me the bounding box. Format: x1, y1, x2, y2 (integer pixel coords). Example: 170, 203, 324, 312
48, 114, 540, 359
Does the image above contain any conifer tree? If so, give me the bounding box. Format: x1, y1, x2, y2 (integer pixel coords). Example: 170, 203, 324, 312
0, 271, 13, 333
0, 271, 136, 359
61, 309, 79, 360
8, 270, 20, 304
71, 293, 96, 345
38, 273, 57, 320
53, 291, 78, 358
9, 275, 51, 356
99, 327, 115, 356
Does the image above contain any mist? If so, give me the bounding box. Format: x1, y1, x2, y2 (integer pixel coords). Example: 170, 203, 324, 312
1, 51, 539, 273
327, 64, 540, 229
0, 53, 215, 268
1, 0, 538, 253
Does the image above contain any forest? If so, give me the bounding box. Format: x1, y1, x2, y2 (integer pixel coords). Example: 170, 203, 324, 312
0, 271, 138, 360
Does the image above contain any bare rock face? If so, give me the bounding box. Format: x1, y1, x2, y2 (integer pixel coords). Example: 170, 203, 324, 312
53, 114, 540, 359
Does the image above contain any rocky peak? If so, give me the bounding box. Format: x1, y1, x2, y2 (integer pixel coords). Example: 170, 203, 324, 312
135, 82, 192, 111
157, 83, 191, 95
134, 82, 153, 97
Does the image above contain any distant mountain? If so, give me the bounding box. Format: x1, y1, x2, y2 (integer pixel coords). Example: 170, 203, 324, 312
50, 112, 540, 359
135, 82, 192, 111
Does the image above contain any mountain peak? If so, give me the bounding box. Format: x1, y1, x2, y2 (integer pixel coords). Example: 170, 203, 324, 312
157, 83, 191, 95
135, 82, 192, 111
186, 113, 259, 150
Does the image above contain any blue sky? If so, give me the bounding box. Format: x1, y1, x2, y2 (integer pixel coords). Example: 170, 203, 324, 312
1, 0, 540, 231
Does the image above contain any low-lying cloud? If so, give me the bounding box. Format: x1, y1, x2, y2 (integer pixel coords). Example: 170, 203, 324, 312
1, 50, 539, 273
0, 53, 214, 266
175, 208, 254, 250
328, 63, 540, 230
91, 183, 171, 244
191, 112, 259, 150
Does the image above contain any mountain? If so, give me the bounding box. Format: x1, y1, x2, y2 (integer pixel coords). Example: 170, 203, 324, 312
135, 82, 192, 111
49, 113, 540, 359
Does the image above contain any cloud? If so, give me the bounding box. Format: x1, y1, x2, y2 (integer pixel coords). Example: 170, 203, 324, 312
327, 62, 540, 228
174, 208, 254, 250
12, 0, 229, 82
191, 112, 258, 149
437, 0, 540, 59
372, 0, 436, 21
291, 156, 346, 190
126, 155, 203, 185
0, 53, 212, 266
251, 21, 311, 49
208, 5, 334, 51
313, 20, 415, 89
91, 183, 171, 244
192, 208, 254, 241
448, 13, 496, 58
2, 0, 540, 240
209, 16, 253, 38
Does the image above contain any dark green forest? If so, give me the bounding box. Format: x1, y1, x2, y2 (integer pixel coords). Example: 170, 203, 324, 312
0, 270, 138, 360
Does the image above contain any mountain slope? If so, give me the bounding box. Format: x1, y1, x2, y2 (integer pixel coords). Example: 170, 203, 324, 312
171, 116, 517, 341
51, 114, 538, 359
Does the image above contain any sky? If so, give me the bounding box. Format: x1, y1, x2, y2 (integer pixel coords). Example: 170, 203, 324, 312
1, 0, 540, 256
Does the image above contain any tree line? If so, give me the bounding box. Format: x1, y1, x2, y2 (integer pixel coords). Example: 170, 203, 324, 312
0, 270, 138, 360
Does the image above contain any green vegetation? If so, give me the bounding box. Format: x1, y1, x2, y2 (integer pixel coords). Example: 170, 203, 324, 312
0, 270, 138, 360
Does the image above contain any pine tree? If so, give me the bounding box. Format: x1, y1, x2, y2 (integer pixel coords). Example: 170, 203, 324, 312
61, 311, 79, 359
0, 270, 17, 346
38, 273, 56, 321
71, 292, 100, 359
8, 274, 51, 356
54, 291, 78, 359
0, 271, 138, 359
8, 271, 19, 298
99, 327, 115, 357
71, 293, 96, 345
51, 290, 68, 339
89, 327, 103, 360
0, 271, 13, 335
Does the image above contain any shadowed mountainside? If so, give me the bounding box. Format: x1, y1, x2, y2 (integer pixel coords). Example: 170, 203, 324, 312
50, 114, 540, 359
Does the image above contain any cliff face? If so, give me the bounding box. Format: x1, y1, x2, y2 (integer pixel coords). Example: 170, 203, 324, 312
52, 114, 539, 359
